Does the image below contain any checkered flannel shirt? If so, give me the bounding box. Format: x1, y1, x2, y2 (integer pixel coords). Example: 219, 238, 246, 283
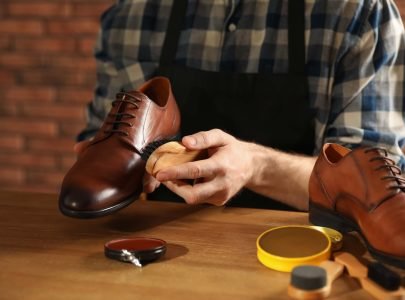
81, 0, 405, 168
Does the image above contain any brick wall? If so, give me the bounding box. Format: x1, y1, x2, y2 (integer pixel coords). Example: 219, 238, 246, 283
399, 1, 405, 20
0, 0, 112, 193
0, 1, 405, 194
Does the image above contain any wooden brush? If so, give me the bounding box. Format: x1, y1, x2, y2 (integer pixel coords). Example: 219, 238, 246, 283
333, 252, 404, 300
288, 260, 344, 299
141, 141, 208, 176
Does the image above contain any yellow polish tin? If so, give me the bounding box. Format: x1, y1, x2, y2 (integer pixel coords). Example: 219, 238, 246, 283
257, 225, 338, 272
310, 225, 343, 251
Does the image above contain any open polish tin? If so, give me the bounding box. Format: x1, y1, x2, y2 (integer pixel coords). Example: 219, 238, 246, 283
105, 237, 167, 267
257, 225, 333, 272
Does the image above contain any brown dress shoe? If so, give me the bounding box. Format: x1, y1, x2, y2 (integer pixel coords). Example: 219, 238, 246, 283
59, 77, 181, 218
309, 143, 405, 268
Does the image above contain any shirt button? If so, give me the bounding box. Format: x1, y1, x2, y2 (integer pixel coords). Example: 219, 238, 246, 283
228, 23, 237, 32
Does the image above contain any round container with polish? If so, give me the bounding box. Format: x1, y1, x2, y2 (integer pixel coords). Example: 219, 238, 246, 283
310, 226, 343, 251
105, 237, 167, 265
257, 225, 331, 272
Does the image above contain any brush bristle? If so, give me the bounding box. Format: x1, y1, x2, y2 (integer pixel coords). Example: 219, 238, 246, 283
367, 262, 401, 291
140, 139, 175, 161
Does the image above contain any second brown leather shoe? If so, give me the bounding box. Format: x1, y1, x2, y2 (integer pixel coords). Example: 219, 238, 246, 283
59, 77, 181, 218
309, 143, 405, 268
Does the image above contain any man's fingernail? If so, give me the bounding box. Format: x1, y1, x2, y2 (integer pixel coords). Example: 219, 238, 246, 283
186, 137, 196, 146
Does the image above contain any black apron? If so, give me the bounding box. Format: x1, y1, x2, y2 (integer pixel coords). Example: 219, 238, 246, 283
150, 0, 314, 210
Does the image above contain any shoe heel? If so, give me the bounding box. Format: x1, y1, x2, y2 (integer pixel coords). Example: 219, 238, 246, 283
309, 202, 354, 233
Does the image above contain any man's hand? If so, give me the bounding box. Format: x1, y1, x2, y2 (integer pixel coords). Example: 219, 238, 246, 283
154, 129, 255, 206
142, 173, 161, 193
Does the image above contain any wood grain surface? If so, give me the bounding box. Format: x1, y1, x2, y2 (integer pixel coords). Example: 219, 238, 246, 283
0, 190, 401, 300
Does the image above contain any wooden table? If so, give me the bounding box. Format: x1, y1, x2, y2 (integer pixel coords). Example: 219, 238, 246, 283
0, 190, 396, 299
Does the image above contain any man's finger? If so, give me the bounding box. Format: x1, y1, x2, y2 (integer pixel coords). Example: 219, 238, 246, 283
182, 129, 233, 150
155, 159, 217, 182
143, 173, 161, 193
163, 180, 218, 205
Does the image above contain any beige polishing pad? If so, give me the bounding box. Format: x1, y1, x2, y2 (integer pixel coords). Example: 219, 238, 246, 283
145, 141, 208, 176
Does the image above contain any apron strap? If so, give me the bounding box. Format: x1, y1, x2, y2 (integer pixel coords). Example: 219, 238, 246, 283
288, 0, 306, 75
159, 0, 306, 76
159, 0, 188, 67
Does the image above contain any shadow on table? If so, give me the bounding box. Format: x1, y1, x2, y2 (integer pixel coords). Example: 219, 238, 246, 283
58, 200, 207, 238
102, 201, 207, 233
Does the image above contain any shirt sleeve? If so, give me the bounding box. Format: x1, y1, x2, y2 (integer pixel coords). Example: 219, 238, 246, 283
77, 1, 165, 141
325, 0, 405, 169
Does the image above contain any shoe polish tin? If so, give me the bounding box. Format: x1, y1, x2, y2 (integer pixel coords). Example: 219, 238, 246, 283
105, 237, 166, 266
310, 226, 343, 251
257, 225, 331, 272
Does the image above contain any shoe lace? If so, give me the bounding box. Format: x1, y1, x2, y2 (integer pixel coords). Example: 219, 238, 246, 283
104, 92, 141, 136
365, 147, 405, 191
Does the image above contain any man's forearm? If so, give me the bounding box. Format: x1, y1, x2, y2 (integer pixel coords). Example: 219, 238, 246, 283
245, 144, 317, 211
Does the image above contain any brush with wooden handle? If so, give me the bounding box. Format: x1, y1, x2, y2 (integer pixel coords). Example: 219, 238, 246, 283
141, 141, 208, 176
334, 252, 404, 300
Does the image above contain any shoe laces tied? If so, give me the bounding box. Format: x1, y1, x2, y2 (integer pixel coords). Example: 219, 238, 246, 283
365, 147, 405, 191
104, 92, 141, 136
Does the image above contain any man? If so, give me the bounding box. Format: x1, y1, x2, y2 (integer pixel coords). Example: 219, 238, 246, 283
77, 0, 405, 211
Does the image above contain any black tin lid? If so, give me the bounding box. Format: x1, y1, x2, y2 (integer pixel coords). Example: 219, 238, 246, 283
104, 237, 167, 265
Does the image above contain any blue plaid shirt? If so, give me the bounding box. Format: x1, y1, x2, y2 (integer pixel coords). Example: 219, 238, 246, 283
83, 0, 405, 168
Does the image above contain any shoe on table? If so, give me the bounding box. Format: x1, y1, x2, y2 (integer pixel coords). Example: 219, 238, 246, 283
59, 77, 181, 218
309, 143, 405, 268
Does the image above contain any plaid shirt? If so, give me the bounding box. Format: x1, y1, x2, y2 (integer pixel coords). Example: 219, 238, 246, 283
83, 0, 405, 168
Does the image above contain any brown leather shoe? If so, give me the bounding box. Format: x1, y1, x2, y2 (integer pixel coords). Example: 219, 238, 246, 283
309, 143, 405, 268
59, 77, 181, 218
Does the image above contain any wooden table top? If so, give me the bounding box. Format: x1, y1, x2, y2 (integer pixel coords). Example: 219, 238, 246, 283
0, 190, 398, 299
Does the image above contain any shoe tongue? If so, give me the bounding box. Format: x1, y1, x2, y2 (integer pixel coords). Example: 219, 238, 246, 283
359, 148, 399, 177
368, 148, 405, 189
353, 147, 402, 207
107, 91, 141, 132
89, 91, 152, 147
117, 91, 147, 110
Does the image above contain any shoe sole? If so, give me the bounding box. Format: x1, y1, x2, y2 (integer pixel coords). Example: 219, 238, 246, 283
309, 202, 405, 269
59, 190, 140, 219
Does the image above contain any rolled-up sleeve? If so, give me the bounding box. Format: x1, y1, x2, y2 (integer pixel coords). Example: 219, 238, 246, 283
324, 0, 405, 169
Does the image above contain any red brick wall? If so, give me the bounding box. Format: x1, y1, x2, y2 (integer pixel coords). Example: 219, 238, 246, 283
0, 0, 112, 193
399, 1, 405, 20
0, 1, 405, 194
